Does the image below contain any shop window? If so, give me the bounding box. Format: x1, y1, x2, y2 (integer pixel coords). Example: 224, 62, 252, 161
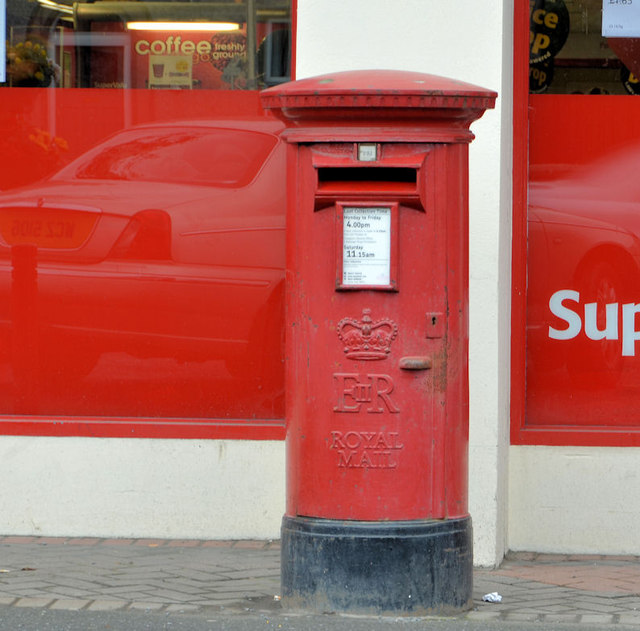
514, 0, 640, 445
3, 0, 290, 89
0, 0, 291, 438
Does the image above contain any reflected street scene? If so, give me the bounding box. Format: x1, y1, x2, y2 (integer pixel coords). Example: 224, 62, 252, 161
0, 121, 286, 419
528, 137, 640, 427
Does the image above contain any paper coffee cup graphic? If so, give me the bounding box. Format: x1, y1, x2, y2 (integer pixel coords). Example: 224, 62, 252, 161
149, 54, 192, 88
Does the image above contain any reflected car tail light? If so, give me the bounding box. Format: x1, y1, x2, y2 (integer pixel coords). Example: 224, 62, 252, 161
108, 209, 172, 260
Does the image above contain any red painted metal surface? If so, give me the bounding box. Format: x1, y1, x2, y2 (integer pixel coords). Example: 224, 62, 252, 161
0, 90, 287, 438
263, 70, 495, 521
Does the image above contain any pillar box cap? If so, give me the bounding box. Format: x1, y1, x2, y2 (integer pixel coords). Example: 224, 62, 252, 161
261, 69, 497, 142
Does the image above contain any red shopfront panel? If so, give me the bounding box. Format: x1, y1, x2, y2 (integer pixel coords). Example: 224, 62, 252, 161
515, 0, 640, 446
0, 2, 292, 439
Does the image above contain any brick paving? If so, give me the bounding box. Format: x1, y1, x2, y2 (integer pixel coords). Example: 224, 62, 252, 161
0, 538, 639, 625
0, 537, 280, 613
472, 552, 640, 626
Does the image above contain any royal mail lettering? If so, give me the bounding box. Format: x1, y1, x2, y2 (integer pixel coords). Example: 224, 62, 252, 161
330, 430, 404, 469
337, 450, 397, 469
330, 430, 404, 450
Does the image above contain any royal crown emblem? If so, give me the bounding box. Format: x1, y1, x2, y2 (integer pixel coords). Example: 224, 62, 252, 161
337, 308, 398, 360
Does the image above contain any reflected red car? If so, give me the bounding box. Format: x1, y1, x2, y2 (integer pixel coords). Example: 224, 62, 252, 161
0, 120, 286, 419
527, 145, 640, 427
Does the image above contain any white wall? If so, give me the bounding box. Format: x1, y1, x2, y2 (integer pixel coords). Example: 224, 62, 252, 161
296, 0, 511, 567
0, 437, 285, 539
510, 446, 640, 554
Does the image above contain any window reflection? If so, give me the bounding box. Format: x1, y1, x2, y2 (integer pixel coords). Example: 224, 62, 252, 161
3, 0, 290, 89
1, 0, 291, 422
526, 2, 640, 432
0, 121, 286, 418
527, 139, 640, 424
530, 0, 640, 94
71, 127, 277, 185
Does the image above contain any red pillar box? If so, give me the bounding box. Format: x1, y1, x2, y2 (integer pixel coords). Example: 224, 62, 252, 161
261, 70, 496, 615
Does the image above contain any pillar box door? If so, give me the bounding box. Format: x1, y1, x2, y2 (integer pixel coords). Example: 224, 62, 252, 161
261, 70, 496, 616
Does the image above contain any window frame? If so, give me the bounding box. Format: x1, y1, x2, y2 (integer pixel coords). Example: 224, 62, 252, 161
511, 0, 640, 447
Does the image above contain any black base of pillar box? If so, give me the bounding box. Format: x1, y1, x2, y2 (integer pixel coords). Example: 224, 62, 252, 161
280, 515, 473, 616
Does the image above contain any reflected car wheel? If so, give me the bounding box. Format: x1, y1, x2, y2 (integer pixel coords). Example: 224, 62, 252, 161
568, 260, 625, 388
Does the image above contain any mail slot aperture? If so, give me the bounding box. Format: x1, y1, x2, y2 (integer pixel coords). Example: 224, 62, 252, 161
318, 166, 417, 184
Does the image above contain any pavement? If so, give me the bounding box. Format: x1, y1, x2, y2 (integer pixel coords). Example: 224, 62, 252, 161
0, 536, 639, 628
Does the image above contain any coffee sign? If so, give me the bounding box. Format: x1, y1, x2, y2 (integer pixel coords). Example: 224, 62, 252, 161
148, 54, 192, 89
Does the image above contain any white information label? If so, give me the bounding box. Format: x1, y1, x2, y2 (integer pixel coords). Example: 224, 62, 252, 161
357, 143, 377, 162
603, 0, 640, 37
342, 207, 391, 286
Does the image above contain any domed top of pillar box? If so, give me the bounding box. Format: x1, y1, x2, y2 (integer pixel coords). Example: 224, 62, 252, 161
260, 69, 497, 143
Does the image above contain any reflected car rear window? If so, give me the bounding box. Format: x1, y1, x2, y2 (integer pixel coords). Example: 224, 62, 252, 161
73, 128, 278, 187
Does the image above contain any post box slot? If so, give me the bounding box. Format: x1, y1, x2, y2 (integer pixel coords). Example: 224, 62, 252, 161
317, 167, 417, 195
318, 167, 417, 184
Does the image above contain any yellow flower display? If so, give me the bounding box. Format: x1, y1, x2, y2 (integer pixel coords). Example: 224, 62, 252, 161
6, 40, 54, 86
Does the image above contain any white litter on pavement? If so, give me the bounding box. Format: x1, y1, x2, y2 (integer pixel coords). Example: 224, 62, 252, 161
482, 592, 503, 603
